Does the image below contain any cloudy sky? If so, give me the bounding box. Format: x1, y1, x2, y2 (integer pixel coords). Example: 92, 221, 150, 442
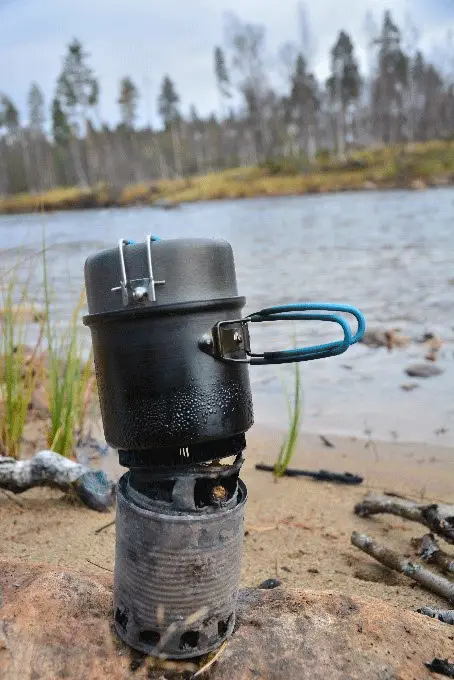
1, 0, 453, 126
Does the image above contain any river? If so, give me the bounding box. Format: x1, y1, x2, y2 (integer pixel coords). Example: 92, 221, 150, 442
1, 188, 453, 445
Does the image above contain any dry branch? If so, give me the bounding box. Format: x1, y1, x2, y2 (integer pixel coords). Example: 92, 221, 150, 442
417, 607, 454, 625
351, 532, 454, 603
0, 450, 114, 512
256, 464, 363, 485
354, 494, 454, 544
413, 534, 454, 576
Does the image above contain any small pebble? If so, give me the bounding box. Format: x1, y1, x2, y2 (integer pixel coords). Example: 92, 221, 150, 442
405, 364, 443, 378
400, 383, 419, 392
258, 578, 281, 590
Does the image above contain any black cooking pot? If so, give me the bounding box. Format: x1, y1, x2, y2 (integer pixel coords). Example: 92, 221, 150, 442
84, 237, 253, 465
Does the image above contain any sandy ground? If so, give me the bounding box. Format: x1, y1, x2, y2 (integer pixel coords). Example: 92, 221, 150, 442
1, 427, 453, 613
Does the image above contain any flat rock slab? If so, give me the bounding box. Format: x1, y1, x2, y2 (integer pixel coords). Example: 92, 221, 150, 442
405, 363, 443, 378
0, 561, 453, 680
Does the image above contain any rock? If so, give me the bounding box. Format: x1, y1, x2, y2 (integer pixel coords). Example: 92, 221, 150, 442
405, 364, 444, 378
1, 562, 453, 680
425, 658, 454, 677
361, 328, 410, 350
153, 198, 180, 210
410, 179, 427, 191
258, 578, 281, 590
401, 383, 419, 392
363, 180, 377, 190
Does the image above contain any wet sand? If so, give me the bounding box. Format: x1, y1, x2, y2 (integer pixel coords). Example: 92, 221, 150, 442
1, 427, 453, 612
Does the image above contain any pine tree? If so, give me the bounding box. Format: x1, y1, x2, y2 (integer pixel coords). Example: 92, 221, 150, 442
0, 95, 19, 135
214, 46, 231, 112
157, 75, 180, 129
287, 54, 319, 158
372, 11, 408, 143
327, 31, 361, 155
56, 39, 99, 131
27, 84, 45, 132
51, 98, 70, 146
55, 39, 99, 186
118, 77, 139, 129
327, 32, 361, 110
226, 14, 268, 161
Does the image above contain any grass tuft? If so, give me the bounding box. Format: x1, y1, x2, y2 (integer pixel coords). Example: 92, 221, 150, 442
0, 268, 42, 459
274, 363, 303, 478
42, 244, 94, 459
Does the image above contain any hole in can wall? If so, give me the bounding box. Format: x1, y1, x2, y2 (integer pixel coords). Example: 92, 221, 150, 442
179, 630, 200, 650
139, 630, 161, 646
115, 607, 128, 632
218, 615, 232, 638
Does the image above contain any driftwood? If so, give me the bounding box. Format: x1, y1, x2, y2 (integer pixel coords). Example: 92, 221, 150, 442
354, 494, 454, 544
351, 532, 454, 603
425, 659, 454, 678
0, 451, 114, 512
417, 607, 454, 625
256, 464, 363, 485
413, 534, 454, 576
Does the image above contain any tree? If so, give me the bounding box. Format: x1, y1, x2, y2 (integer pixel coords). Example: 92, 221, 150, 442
157, 76, 182, 175
55, 38, 99, 186
214, 46, 231, 118
0, 95, 19, 135
0, 96, 19, 195
56, 39, 99, 131
225, 14, 269, 161
51, 97, 70, 146
297, 2, 316, 67
372, 11, 409, 143
286, 54, 319, 158
118, 77, 139, 129
26, 83, 51, 191
327, 31, 361, 156
27, 84, 45, 132
157, 75, 180, 129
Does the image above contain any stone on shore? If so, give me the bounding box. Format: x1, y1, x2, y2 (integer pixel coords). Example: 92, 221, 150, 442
1, 561, 453, 679
405, 364, 444, 378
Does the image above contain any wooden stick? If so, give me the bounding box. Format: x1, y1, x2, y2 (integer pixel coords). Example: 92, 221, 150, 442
0, 451, 114, 512
355, 494, 454, 544
192, 641, 227, 678
413, 534, 454, 575
417, 606, 454, 625
94, 519, 116, 534
351, 532, 454, 603
86, 559, 113, 573
0, 488, 24, 508
256, 464, 363, 485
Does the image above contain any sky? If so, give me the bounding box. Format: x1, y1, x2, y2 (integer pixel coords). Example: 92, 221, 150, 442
1, 0, 454, 127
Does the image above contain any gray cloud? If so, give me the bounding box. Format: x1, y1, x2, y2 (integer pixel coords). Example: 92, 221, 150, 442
1, 0, 452, 126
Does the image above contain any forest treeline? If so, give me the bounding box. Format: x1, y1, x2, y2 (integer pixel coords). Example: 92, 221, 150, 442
1, 7, 454, 196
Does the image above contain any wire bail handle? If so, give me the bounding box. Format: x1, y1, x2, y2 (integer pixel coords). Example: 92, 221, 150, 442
201, 303, 366, 365
111, 236, 164, 306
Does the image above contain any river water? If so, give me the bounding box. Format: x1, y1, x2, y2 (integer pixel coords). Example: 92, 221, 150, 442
1, 188, 453, 445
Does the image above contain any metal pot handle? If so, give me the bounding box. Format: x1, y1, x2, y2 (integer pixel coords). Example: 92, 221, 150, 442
200, 303, 366, 365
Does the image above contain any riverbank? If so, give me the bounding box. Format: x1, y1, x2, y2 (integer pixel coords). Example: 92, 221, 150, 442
1, 428, 453, 611
1, 140, 454, 215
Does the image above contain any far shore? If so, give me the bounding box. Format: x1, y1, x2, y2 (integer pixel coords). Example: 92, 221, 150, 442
1, 140, 454, 216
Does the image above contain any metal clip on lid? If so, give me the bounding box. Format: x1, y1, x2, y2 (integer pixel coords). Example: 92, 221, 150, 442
202, 303, 366, 365
111, 235, 165, 306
